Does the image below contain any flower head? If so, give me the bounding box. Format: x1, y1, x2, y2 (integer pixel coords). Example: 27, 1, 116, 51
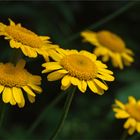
81, 30, 134, 69
0, 59, 42, 108
113, 96, 140, 135
42, 48, 114, 95
0, 19, 59, 59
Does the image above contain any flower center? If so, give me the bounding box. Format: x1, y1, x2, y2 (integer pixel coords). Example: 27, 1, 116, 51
125, 103, 140, 121
60, 54, 97, 80
97, 31, 125, 53
5, 25, 44, 48
0, 63, 29, 87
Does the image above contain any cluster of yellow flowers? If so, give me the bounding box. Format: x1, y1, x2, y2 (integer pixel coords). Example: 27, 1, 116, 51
81, 30, 139, 136
0, 19, 137, 136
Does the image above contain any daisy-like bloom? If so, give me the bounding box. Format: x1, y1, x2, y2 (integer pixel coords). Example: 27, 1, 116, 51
42, 48, 114, 95
81, 30, 134, 69
0, 59, 42, 108
113, 96, 140, 135
0, 19, 59, 59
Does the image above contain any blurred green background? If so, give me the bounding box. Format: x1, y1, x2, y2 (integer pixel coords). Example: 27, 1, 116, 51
0, 1, 140, 140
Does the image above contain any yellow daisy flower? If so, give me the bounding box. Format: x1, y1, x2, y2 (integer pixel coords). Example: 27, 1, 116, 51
81, 30, 134, 69
0, 19, 59, 59
0, 59, 42, 108
113, 96, 140, 135
42, 48, 114, 95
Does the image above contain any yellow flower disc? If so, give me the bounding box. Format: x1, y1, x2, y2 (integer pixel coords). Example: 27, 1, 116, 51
125, 104, 140, 121
97, 30, 126, 53
60, 54, 97, 80
0, 63, 28, 87
5, 25, 44, 48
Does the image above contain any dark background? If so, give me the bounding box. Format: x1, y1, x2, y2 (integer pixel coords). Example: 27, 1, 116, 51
0, 1, 140, 140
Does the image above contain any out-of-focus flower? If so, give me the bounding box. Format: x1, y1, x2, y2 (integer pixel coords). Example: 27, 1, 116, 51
81, 30, 134, 69
113, 96, 140, 135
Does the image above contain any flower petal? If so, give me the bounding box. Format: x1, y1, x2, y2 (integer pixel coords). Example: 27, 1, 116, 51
12, 87, 22, 103
94, 79, 108, 90
0, 85, 4, 94
2, 87, 12, 103
47, 70, 68, 81
22, 86, 36, 97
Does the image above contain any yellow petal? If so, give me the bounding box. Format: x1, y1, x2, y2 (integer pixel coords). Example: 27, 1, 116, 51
114, 110, 130, 118
27, 94, 35, 103
115, 53, 123, 69
22, 86, 36, 97
87, 80, 98, 93
96, 60, 107, 68
128, 96, 136, 104
10, 40, 20, 48
115, 100, 125, 109
49, 50, 63, 62
136, 122, 140, 133
70, 77, 79, 86
28, 84, 42, 93
128, 127, 136, 135
61, 83, 71, 91
61, 75, 71, 87
17, 89, 25, 108
0, 85, 4, 94
10, 93, 16, 105
98, 69, 113, 75
81, 80, 87, 92
97, 74, 114, 81
2, 87, 12, 103
9, 18, 16, 26
77, 79, 85, 93
12, 87, 22, 103
42, 62, 62, 73
80, 50, 96, 61
94, 79, 108, 90
47, 70, 68, 81
124, 118, 136, 129
122, 53, 134, 62
21, 46, 37, 57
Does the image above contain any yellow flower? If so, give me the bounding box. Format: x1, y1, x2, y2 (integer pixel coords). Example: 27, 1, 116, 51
42, 48, 114, 95
113, 96, 140, 135
0, 19, 59, 59
81, 30, 134, 69
0, 59, 42, 108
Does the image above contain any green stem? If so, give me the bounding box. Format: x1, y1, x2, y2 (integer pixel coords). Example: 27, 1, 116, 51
61, 1, 136, 45
0, 103, 6, 129
28, 91, 66, 134
120, 130, 128, 140
49, 86, 76, 140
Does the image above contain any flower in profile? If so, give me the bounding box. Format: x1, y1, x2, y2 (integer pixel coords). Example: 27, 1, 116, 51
81, 30, 134, 69
113, 96, 140, 135
42, 48, 114, 95
0, 19, 59, 59
0, 59, 42, 108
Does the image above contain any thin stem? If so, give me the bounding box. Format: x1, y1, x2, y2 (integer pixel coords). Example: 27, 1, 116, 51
61, 1, 136, 45
0, 103, 6, 129
49, 86, 76, 140
120, 130, 128, 140
28, 91, 66, 134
